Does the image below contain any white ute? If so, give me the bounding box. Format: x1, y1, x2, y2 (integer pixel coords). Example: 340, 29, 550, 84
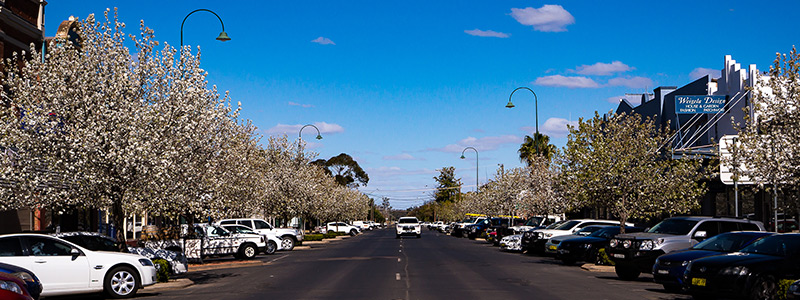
396, 217, 421, 238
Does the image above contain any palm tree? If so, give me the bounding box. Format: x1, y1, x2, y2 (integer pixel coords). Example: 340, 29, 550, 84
518, 132, 556, 166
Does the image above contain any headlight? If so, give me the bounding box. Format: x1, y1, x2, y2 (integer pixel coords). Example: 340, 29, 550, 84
622, 240, 632, 249
681, 261, 690, 267
609, 239, 619, 247
789, 281, 800, 293
685, 261, 693, 273
139, 258, 154, 267
11, 271, 35, 283
639, 240, 654, 251
719, 266, 749, 276
0, 280, 23, 295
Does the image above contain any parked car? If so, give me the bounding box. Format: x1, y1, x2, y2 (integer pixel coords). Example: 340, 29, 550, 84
520, 220, 567, 252
144, 224, 266, 260
684, 233, 800, 299
509, 215, 565, 233
326, 222, 361, 236
789, 279, 800, 300
451, 216, 486, 238
217, 218, 303, 251
499, 234, 524, 252
652, 231, 772, 292
0, 233, 157, 298
0, 262, 41, 300
556, 226, 645, 265
464, 217, 499, 239
543, 225, 609, 255
220, 224, 281, 254
523, 219, 629, 254
608, 216, 765, 280
487, 218, 523, 245
51, 231, 188, 275
396, 217, 422, 238
0, 271, 33, 300
352, 221, 371, 231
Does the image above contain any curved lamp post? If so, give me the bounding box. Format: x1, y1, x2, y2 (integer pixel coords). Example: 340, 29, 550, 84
460, 147, 479, 192
180, 9, 231, 48
299, 124, 323, 140
506, 87, 539, 142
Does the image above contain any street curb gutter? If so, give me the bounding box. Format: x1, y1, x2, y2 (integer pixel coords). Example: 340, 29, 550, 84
145, 278, 194, 292
580, 263, 615, 273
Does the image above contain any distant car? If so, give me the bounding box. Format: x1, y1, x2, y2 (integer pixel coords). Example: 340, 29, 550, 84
326, 222, 361, 236
0, 262, 41, 300
0, 233, 157, 298
396, 217, 421, 238
220, 224, 281, 254
0, 271, 33, 300
51, 231, 188, 275
684, 233, 800, 299
652, 231, 772, 292
556, 226, 645, 265
524, 219, 629, 254
543, 225, 608, 255
352, 221, 371, 231
499, 234, 523, 252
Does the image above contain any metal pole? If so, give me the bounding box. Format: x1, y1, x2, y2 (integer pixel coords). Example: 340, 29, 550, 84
461, 147, 479, 192
508, 87, 539, 145
180, 9, 228, 48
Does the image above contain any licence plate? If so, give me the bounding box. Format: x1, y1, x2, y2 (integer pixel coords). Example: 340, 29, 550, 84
657, 269, 669, 275
691, 278, 706, 287
613, 253, 625, 259
500, 243, 506, 247
548, 245, 557, 251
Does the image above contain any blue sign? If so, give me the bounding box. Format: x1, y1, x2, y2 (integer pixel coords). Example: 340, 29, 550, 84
675, 95, 727, 114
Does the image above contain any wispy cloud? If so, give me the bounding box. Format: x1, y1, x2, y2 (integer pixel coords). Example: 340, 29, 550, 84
265, 122, 344, 136
288, 101, 315, 108
607, 76, 653, 89
429, 135, 522, 153
366, 167, 438, 178
311, 36, 335, 45
383, 153, 425, 161
540, 118, 578, 138
571, 61, 632, 76
534, 75, 600, 88
510, 4, 575, 32
689, 67, 721, 80
464, 29, 510, 38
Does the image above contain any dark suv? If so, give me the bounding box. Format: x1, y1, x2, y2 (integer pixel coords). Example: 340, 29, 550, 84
607, 216, 765, 280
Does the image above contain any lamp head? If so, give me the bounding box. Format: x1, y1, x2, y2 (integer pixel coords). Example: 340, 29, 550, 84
316, 134, 323, 140
460, 155, 466, 159
505, 100, 515, 108
216, 31, 231, 42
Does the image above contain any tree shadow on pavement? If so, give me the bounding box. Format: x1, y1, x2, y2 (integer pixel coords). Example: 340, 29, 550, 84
185, 272, 240, 285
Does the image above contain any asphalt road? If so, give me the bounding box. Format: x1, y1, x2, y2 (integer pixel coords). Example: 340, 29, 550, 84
50, 228, 690, 300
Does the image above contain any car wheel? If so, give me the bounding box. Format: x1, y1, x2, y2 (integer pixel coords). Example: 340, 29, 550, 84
349, 229, 358, 236
265, 240, 277, 255
749, 275, 778, 300
461, 230, 469, 238
281, 236, 296, 251
238, 243, 258, 259
104, 266, 139, 298
614, 264, 641, 280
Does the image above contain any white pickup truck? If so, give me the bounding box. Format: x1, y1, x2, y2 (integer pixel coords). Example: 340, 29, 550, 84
144, 224, 266, 261
218, 218, 304, 250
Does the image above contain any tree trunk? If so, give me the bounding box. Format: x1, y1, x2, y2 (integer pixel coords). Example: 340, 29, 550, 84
110, 187, 127, 252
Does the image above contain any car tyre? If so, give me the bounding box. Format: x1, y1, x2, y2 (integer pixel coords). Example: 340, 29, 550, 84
281, 236, 296, 251
749, 275, 777, 300
104, 266, 139, 299
614, 264, 641, 280
461, 230, 469, 238
417, 233, 421, 238
238, 243, 258, 259
265, 240, 277, 255
349, 229, 358, 236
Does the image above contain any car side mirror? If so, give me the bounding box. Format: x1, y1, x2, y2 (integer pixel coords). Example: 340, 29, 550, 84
694, 231, 707, 239
71, 248, 80, 259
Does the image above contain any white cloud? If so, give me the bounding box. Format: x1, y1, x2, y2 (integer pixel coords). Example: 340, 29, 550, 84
311, 36, 335, 45
464, 29, 510, 38
540, 118, 578, 138
534, 75, 600, 88
572, 61, 632, 76
607, 76, 653, 89
366, 167, 438, 178
607, 95, 626, 104
689, 67, 721, 80
288, 101, 315, 108
431, 135, 522, 153
265, 122, 344, 136
510, 5, 575, 32
383, 153, 425, 161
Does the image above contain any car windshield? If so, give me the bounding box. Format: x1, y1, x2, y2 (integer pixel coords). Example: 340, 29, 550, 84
575, 226, 604, 236
554, 220, 581, 230
227, 226, 256, 234
647, 219, 699, 235
61, 235, 119, 252
462, 217, 476, 223
546, 221, 567, 229
692, 232, 765, 252
524, 217, 544, 226
399, 218, 418, 224
589, 227, 620, 238
740, 235, 800, 257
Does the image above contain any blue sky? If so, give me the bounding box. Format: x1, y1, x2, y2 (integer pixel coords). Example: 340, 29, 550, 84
45, 1, 800, 209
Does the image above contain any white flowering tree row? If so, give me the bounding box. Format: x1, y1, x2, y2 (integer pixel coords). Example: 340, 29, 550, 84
0, 10, 368, 239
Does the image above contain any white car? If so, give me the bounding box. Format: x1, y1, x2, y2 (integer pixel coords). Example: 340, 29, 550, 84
500, 234, 524, 251
220, 224, 282, 254
396, 217, 421, 238
217, 218, 303, 251
326, 222, 361, 236
352, 221, 371, 231
0, 233, 157, 298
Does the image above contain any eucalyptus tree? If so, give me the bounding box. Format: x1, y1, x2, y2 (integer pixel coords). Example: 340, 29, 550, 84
558, 112, 706, 233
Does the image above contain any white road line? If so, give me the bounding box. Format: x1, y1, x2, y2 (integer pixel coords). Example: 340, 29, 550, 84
397, 258, 402, 262
396, 273, 401, 280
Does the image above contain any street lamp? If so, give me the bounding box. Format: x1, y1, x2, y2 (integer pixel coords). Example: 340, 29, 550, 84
460, 147, 479, 192
180, 9, 231, 49
299, 124, 323, 140
506, 86, 539, 143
